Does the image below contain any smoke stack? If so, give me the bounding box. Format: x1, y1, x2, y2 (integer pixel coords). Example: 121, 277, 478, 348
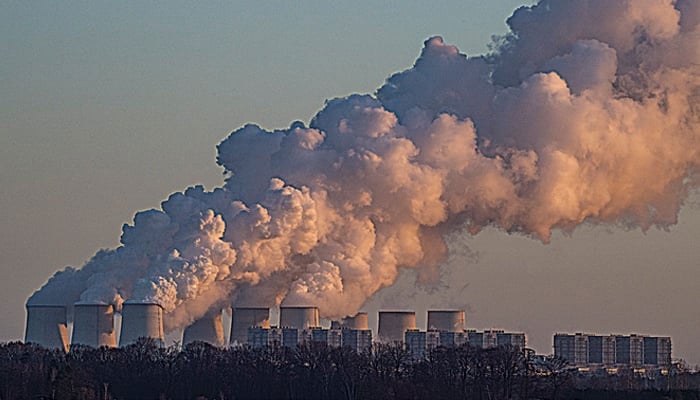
279, 306, 319, 329
341, 312, 369, 330
118, 302, 164, 347
71, 303, 117, 348
24, 305, 69, 351
427, 310, 466, 332
182, 311, 224, 347
378, 311, 416, 343
230, 307, 270, 345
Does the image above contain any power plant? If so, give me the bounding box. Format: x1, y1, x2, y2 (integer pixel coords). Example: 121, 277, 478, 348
279, 306, 319, 329
182, 311, 225, 347
22, 304, 529, 359
230, 307, 270, 345
25, 305, 69, 352
71, 303, 117, 348
118, 302, 165, 347
427, 310, 466, 332
378, 311, 416, 342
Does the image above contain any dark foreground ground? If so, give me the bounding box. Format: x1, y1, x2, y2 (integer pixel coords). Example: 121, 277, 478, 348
1, 340, 699, 400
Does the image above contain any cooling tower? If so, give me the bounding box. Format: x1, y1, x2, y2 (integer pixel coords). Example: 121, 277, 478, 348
378, 311, 416, 343
427, 310, 466, 332
71, 303, 117, 348
118, 302, 164, 347
24, 305, 69, 351
342, 312, 369, 330
230, 307, 270, 345
279, 306, 319, 329
182, 312, 225, 347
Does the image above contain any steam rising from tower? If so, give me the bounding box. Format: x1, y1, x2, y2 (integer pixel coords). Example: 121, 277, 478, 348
26, 0, 700, 334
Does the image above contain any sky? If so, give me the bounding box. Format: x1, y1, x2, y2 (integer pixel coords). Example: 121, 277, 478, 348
2, 1, 700, 365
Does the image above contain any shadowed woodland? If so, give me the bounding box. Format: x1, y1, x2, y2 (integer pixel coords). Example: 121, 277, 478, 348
1, 340, 699, 400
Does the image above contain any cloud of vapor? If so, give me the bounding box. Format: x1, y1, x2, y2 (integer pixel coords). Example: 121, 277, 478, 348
29, 0, 700, 331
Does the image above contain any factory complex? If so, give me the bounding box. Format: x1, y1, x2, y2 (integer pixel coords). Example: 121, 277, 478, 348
24, 303, 673, 371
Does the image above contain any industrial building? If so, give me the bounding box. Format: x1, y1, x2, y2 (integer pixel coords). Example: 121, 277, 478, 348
378, 311, 416, 343
279, 306, 319, 330
24, 305, 70, 352
118, 302, 165, 347
247, 325, 372, 351
230, 307, 270, 346
466, 329, 526, 349
182, 312, 225, 347
71, 303, 117, 348
403, 310, 526, 359
554, 333, 671, 369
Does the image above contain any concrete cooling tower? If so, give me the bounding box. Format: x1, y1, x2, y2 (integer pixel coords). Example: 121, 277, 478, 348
341, 312, 369, 330
71, 303, 117, 348
182, 312, 224, 347
427, 310, 466, 332
279, 306, 319, 329
118, 302, 164, 347
230, 307, 270, 345
378, 311, 416, 342
25, 305, 69, 351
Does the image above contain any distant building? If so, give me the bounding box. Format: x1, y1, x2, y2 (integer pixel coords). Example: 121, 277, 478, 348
247, 326, 371, 352
340, 328, 372, 352
405, 329, 427, 360
554, 333, 671, 370
404, 328, 526, 360
467, 329, 526, 349
439, 331, 467, 347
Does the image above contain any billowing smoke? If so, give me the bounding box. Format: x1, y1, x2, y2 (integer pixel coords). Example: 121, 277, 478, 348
29, 0, 700, 331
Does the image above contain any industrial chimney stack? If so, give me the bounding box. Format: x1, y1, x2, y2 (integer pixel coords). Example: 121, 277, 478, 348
71, 303, 117, 348
182, 311, 225, 347
24, 305, 69, 351
378, 311, 416, 342
118, 302, 165, 347
230, 307, 270, 345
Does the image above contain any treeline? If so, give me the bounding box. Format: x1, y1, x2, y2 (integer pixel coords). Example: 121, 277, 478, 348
1, 340, 699, 400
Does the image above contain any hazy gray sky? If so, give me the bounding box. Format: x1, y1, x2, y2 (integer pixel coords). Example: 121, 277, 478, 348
2, 1, 699, 365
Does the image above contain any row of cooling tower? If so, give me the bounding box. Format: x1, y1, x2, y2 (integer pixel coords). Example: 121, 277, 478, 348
25, 303, 465, 350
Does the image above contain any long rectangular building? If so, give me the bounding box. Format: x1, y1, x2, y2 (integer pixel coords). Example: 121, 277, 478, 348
247, 326, 371, 352
467, 329, 526, 349
554, 333, 671, 369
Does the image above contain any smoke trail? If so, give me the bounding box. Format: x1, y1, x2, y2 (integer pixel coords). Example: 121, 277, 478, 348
29, 0, 700, 331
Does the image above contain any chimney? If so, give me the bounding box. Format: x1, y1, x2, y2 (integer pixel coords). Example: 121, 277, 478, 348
378, 311, 416, 343
71, 303, 117, 348
182, 311, 225, 347
279, 306, 319, 329
24, 305, 69, 352
230, 307, 270, 346
118, 302, 164, 347
427, 310, 466, 332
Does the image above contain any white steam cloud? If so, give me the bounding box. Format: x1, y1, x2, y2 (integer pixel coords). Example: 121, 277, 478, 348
29, 0, 700, 331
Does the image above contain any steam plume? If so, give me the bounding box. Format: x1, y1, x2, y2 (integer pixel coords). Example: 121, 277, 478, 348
29, 0, 700, 331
